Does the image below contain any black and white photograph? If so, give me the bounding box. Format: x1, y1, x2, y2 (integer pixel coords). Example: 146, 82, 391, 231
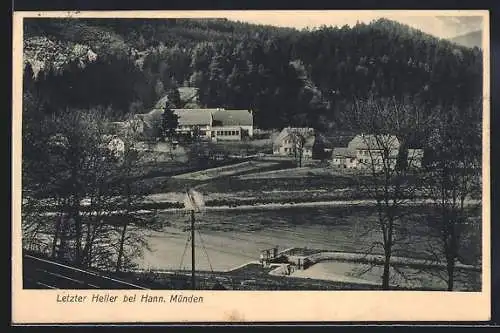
15, 10, 487, 300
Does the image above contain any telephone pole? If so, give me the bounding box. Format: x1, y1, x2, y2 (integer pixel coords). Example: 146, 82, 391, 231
184, 188, 204, 291
190, 209, 196, 290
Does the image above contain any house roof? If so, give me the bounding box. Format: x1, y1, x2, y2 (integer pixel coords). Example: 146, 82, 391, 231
154, 87, 200, 109
173, 109, 214, 126
212, 109, 253, 126
134, 107, 253, 129
274, 127, 316, 148
332, 147, 356, 158
134, 109, 163, 126
347, 134, 400, 151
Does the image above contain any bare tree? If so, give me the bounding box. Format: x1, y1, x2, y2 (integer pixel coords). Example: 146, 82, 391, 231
22, 107, 160, 272
288, 129, 307, 168
72, 115, 160, 272
347, 95, 434, 289
21, 91, 60, 256
45, 108, 116, 266
423, 102, 482, 290
110, 125, 160, 273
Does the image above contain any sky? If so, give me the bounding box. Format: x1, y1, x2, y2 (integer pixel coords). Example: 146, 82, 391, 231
216, 11, 485, 39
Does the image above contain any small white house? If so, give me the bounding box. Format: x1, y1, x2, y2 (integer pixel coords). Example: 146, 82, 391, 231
273, 127, 316, 159
331, 147, 357, 169
331, 134, 424, 171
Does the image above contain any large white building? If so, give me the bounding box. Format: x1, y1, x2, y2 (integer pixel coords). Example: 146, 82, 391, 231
130, 108, 254, 141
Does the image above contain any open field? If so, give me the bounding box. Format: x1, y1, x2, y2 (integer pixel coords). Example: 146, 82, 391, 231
194, 163, 358, 193
237, 166, 343, 179
172, 160, 284, 181
136, 158, 296, 194
198, 174, 357, 193
211, 138, 275, 156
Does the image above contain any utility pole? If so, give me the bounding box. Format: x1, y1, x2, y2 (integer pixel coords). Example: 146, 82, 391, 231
184, 188, 204, 291
190, 209, 195, 290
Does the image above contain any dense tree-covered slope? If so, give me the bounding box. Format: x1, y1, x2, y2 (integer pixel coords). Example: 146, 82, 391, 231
23, 18, 482, 130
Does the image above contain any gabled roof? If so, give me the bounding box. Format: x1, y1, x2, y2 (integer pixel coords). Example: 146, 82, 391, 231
275, 127, 315, 141
134, 106, 253, 129
154, 87, 200, 109
134, 109, 163, 125
173, 109, 214, 126
347, 134, 400, 151
212, 109, 253, 126
274, 127, 316, 148
332, 147, 356, 158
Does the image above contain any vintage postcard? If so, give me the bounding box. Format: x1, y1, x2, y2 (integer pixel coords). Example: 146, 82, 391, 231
11, 10, 490, 323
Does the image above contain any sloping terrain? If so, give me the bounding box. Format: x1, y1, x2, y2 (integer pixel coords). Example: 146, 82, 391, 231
450, 30, 482, 49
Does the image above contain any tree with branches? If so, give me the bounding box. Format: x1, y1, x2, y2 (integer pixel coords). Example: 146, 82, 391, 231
22, 105, 161, 272
108, 123, 161, 272
422, 101, 482, 290
347, 95, 434, 289
160, 101, 179, 142
288, 129, 308, 168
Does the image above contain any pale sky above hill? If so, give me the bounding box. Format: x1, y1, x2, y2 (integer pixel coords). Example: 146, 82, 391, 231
217, 11, 485, 39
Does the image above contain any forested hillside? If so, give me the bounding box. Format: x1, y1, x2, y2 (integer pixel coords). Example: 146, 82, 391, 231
23, 18, 483, 130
